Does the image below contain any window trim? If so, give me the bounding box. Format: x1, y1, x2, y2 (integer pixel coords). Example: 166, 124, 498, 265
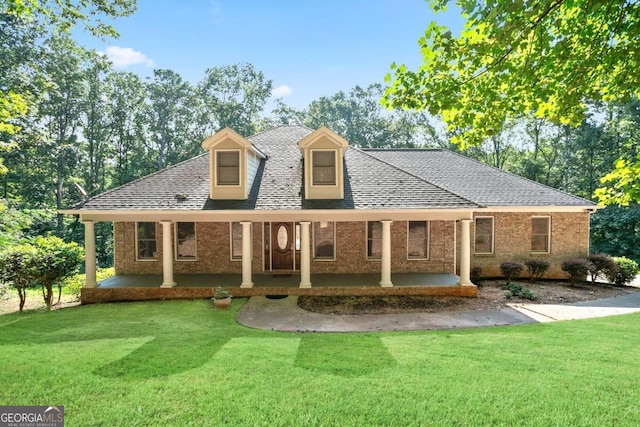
135, 221, 157, 262
216, 149, 241, 187
310, 149, 338, 187
407, 220, 429, 260
230, 222, 244, 261
174, 222, 197, 262
531, 216, 551, 254
366, 221, 382, 261
474, 216, 495, 255
313, 221, 336, 261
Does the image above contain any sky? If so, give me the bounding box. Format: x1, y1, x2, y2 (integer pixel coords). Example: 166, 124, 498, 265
74, 0, 464, 110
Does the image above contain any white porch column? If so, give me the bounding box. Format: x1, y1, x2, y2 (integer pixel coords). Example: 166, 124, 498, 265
299, 221, 312, 288
159, 220, 176, 288
380, 220, 393, 287
459, 219, 472, 285
83, 220, 97, 288
240, 221, 254, 288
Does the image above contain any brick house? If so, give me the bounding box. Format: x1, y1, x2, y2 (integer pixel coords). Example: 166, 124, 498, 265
61, 125, 595, 298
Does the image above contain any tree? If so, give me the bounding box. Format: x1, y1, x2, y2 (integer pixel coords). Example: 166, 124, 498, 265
0, 200, 55, 249
38, 35, 86, 229
382, 0, 640, 203
198, 63, 273, 136
105, 71, 147, 186
29, 235, 83, 309
258, 98, 307, 130
145, 69, 198, 171
82, 50, 113, 194
595, 99, 640, 205
0, 0, 136, 172
305, 84, 437, 148
0, 243, 36, 312
591, 204, 640, 264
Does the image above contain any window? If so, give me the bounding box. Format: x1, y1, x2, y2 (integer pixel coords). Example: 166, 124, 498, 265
408, 221, 429, 259
175, 222, 196, 260
314, 222, 335, 260
312, 150, 336, 186
474, 217, 494, 254
136, 222, 156, 260
367, 221, 382, 259
231, 222, 243, 260
531, 216, 550, 252
217, 151, 240, 185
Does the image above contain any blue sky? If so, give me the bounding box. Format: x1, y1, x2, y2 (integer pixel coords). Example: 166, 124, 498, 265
75, 0, 463, 110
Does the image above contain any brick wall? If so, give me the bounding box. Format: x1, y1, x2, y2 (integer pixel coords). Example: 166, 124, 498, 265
311, 221, 454, 274
114, 220, 454, 275
81, 282, 477, 304
462, 211, 591, 279
115, 222, 247, 274
114, 213, 588, 278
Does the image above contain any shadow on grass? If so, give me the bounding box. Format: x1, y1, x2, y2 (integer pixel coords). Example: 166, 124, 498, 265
295, 334, 396, 377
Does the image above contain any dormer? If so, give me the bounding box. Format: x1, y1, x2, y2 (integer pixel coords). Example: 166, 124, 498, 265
201, 128, 266, 200
298, 126, 349, 200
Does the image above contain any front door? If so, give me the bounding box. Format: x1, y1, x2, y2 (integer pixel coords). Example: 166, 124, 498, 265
271, 222, 294, 270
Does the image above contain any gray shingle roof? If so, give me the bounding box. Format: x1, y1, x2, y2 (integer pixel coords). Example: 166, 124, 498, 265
364, 149, 595, 207
73, 126, 592, 211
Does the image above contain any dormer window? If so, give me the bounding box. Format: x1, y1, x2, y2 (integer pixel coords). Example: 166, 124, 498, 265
312, 150, 336, 186
298, 126, 348, 200
216, 150, 240, 186
202, 128, 266, 200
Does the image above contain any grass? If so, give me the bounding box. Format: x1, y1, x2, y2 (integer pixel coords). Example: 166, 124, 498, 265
0, 300, 639, 426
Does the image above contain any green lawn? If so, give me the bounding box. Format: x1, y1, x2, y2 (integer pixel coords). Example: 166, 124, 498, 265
0, 300, 638, 426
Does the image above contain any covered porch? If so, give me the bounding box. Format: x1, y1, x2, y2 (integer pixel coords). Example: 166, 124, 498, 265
81, 273, 477, 304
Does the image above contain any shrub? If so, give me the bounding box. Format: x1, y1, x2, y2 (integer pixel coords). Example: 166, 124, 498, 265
64, 267, 115, 300
524, 259, 550, 282
504, 283, 537, 300
65, 274, 84, 300
500, 262, 524, 285
471, 266, 483, 285
587, 253, 617, 284
604, 256, 639, 286
561, 259, 592, 285
28, 236, 83, 310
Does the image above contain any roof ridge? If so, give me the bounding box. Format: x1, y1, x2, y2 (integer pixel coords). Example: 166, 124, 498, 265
350, 146, 483, 208
442, 149, 595, 205
70, 152, 209, 209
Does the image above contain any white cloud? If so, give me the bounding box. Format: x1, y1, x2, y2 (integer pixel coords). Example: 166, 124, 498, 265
272, 85, 293, 97
104, 46, 154, 69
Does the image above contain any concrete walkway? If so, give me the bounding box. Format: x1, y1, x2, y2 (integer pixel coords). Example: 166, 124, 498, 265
236, 291, 640, 332
508, 292, 640, 323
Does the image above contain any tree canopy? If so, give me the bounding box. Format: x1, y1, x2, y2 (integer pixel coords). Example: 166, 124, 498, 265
382, 0, 640, 204
0, 0, 136, 173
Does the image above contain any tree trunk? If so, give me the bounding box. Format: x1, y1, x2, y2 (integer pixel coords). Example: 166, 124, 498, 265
56, 284, 62, 305
43, 285, 53, 310
56, 167, 64, 231
18, 287, 26, 312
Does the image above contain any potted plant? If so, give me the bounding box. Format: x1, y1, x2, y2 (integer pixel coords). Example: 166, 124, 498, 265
212, 287, 231, 309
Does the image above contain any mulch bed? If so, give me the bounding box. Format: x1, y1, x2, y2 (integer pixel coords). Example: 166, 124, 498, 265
297, 280, 636, 315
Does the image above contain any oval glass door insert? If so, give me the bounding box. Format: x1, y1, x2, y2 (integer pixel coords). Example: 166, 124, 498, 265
277, 225, 288, 250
